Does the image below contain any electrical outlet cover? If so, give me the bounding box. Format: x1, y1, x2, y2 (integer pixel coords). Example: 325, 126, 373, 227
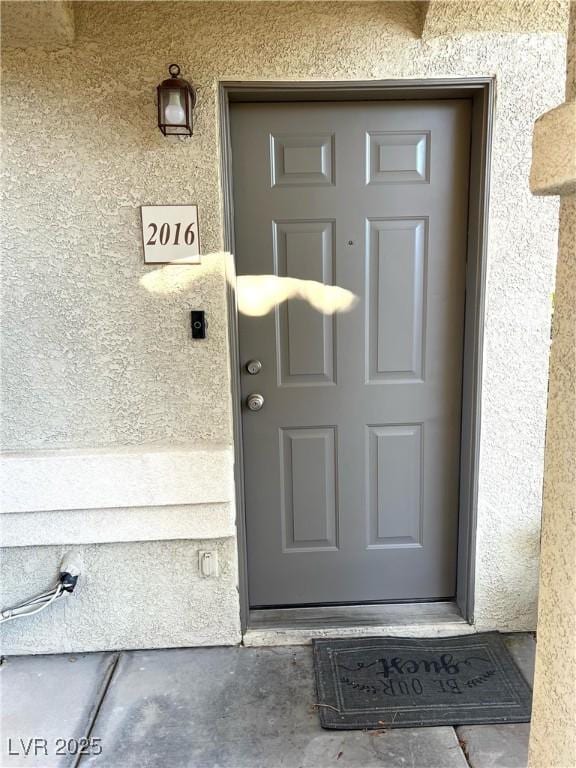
199, 550, 218, 578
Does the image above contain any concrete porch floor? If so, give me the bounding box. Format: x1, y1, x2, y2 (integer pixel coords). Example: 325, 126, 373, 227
0, 633, 535, 768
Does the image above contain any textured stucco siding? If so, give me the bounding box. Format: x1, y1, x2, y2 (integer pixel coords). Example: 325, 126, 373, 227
0, 539, 241, 654
531, 100, 576, 195
529, 5, 576, 765
0, 1, 568, 651
528, 195, 576, 768
422, 0, 569, 37
0, 1, 75, 50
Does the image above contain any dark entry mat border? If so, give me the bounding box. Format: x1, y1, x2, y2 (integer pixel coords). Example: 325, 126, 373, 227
312, 632, 533, 730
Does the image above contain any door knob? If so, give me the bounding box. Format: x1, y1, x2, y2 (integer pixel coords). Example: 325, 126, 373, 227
246, 393, 264, 411
246, 359, 262, 375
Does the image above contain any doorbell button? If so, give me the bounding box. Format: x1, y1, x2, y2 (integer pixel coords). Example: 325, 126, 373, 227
191, 310, 207, 339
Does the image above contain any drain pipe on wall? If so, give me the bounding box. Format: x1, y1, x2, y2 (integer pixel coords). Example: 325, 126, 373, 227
0, 552, 82, 624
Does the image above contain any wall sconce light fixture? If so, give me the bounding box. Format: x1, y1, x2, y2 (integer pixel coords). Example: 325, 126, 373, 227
157, 64, 196, 137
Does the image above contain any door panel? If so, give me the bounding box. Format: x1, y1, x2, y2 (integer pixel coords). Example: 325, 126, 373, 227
367, 424, 423, 549
367, 218, 426, 382
280, 427, 338, 551
271, 133, 335, 186
274, 220, 336, 385
231, 100, 471, 607
366, 131, 430, 183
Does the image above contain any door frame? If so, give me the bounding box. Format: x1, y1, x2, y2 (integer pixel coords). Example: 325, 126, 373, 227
218, 78, 495, 631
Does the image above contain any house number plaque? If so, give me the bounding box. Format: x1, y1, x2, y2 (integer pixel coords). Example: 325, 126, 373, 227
141, 204, 201, 264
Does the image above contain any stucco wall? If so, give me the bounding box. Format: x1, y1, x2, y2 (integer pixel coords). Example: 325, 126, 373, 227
422, 0, 569, 37
529, 4, 576, 765
0, 539, 241, 653
0, 1, 75, 50
0, 1, 567, 651
528, 195, 576, 768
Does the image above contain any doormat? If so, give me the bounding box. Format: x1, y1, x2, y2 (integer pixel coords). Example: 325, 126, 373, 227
312, 632, 532, 729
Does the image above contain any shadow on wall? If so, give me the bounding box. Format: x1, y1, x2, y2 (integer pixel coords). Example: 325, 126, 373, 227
139, 251, 358, 316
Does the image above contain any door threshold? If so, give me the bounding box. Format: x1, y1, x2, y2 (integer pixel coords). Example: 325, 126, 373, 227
243, 601, 474, 647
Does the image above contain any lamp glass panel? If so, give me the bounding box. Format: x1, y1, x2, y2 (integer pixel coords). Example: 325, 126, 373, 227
159, 87, 190, 135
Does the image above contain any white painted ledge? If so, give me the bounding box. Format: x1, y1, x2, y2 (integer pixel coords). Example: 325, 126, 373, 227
0, 444, 237, 546
1, 503, 236, 548
1, 443, 234, 514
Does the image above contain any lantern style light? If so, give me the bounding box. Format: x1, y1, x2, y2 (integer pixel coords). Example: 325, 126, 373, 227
157, 64, 196, 137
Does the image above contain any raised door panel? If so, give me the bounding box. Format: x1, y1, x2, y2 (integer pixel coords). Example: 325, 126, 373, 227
280, 427, 338, 552
366, 131, 430, 184
366, 218, 427, 383
367, 424, 423, 549
271, 133, 335, 186
274, 220, 336, 385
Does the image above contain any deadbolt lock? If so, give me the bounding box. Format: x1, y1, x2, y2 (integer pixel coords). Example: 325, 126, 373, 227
246, 359, 262, 375
246, 393, 264, 412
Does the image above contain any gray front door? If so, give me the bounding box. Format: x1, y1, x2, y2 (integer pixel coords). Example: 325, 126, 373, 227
231, 100, 471, 608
